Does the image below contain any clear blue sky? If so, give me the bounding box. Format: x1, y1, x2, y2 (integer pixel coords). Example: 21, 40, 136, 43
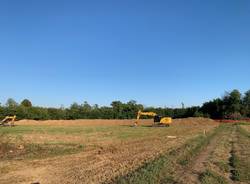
0, 0, 249, 108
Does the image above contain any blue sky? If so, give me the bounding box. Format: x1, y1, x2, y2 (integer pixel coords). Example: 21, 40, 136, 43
0, 0, 249, 108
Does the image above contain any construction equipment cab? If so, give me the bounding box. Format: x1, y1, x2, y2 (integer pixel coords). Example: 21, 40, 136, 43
135, 110, 172, 126
0, 115, 16, 127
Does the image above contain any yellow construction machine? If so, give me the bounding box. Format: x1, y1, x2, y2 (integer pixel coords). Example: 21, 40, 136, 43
134, 110, 172, 127
0, 115, 16, 126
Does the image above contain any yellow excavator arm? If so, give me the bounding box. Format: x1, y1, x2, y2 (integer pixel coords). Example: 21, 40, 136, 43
135, 110, 157, 126
1, 115, 16, 126
136, 110, 157, 119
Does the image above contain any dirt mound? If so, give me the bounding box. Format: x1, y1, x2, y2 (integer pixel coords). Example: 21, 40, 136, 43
16, 118, 217, 127
16, 119, 153, 126
173, 117, 217, 126
17, 119, 38, 125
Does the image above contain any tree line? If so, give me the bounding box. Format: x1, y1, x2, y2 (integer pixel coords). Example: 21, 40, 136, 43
0, 89, 249, 120
200, 89, 250, 119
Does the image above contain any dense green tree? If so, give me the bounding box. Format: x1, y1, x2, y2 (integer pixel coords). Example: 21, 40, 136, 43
5, 98, 18, 108
200, 89, 249, 119
99, 107, 113, 119
222, 89, 242, 119
243, 90, 250, 116
111, 101, 123, 118
79, 101, 92, 118
21, 99, 32, 107
68, 102, 81, 119
82, 101, 91, 111
47, 108, 66, 120
200, 98, 223, 119
0, 105, 6, 119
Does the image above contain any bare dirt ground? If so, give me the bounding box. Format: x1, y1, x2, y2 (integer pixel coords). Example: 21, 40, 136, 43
0, 118, 218, 184
240, 125, 250, 132
16, 117, 216, 127
15, 119, 153, 126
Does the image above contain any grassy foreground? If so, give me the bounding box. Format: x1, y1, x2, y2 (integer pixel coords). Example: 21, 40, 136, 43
230, 124, 250, 182
111, 125, 223, 184
110, 123, 250, 184
0, 124, 193, 140
0, 123, 205, 161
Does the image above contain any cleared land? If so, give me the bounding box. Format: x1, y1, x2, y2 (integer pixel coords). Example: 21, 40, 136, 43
0, 118, 249, 184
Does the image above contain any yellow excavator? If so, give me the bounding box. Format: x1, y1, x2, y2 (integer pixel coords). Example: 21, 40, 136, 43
134, 110, 172, 127
0, 115, 16, 127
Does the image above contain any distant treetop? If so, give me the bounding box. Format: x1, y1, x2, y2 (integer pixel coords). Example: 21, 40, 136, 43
21, 99, 32, 107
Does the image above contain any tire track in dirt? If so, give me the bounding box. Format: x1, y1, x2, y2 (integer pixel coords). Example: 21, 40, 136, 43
177, 125, 241, 184
176, 126, 232, 184
228, 126, 237, 183
177, 135, 220, 184
207, 125, 235, 184
229, 125, 250, 184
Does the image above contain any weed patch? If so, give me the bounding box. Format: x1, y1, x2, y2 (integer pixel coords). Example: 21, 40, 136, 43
0, 133, 84, 160
199, 170, 228, 184
230, 125, 250, 182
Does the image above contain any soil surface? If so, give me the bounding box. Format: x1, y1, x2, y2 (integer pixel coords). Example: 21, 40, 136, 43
0, 118, 218, 184
15, 119, 153, 126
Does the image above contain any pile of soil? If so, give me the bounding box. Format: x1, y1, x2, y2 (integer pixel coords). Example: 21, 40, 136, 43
16, 119, 153, 126
173, 117, 217, 126
16, 118, 217, 127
